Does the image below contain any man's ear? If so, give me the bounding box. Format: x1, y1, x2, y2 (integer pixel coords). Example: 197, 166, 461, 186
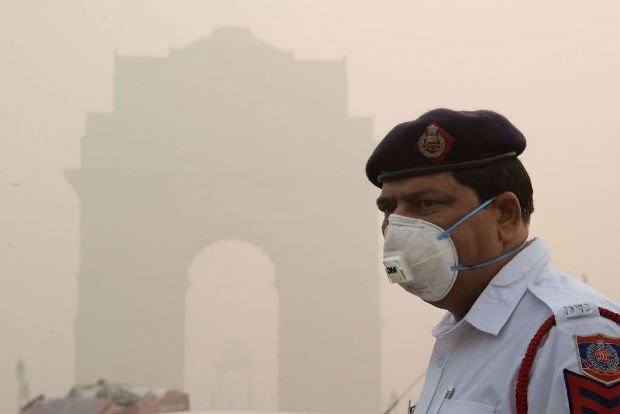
493, 192, 523, 242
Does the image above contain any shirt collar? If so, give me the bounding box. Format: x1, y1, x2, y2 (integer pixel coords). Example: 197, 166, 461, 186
432, 238, 550, 338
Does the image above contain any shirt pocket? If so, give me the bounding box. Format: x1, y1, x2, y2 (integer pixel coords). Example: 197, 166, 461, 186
437, 399, 496, 414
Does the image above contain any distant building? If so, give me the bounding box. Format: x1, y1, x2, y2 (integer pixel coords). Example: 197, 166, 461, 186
68, 27, 380, 412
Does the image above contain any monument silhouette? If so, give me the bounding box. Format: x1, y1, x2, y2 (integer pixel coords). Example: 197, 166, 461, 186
68, 27, 381, 412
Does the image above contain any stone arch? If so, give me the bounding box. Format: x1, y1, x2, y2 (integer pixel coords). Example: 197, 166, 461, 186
69, 27, 381, 412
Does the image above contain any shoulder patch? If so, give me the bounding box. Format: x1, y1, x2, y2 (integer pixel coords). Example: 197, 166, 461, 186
575, 334, 620, 385
564, 369, 620, 414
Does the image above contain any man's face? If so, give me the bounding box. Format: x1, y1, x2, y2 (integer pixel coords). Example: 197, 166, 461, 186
376, 172, 501, 272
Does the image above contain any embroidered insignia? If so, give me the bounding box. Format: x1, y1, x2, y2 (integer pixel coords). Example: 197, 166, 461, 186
417, 123, 454, 163
575, 334, 620, 385
564, 369, 620, 414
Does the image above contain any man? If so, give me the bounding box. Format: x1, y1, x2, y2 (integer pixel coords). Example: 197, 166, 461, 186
366, 109, 620, 414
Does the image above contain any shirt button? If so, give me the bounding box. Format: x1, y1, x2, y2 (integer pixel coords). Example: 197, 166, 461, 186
437, 357, 447, 367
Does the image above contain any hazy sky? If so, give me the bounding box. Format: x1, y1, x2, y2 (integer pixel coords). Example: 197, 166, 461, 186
1, 1, 619, 413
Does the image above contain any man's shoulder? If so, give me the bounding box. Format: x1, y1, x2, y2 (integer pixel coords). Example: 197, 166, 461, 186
526, 267, 620, 321
520, 268, 620, 341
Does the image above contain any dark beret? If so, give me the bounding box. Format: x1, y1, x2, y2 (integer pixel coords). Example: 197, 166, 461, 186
365, 108, 526, 187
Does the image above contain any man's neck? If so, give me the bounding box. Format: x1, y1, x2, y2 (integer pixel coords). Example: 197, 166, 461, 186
432, 257, 508, 321
439, 236, 531, 320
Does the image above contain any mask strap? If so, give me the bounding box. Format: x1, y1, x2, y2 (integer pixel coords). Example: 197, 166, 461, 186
450, 241, 528, 271
437, 197, 497, 241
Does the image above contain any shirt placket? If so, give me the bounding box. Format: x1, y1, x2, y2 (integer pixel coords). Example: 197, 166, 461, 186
416, 328, 462, 414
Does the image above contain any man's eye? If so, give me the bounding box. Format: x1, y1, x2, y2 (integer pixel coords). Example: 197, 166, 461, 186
418, 200, 437, 209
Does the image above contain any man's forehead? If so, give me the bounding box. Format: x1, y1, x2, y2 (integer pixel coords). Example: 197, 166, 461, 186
378, 172, 459, 197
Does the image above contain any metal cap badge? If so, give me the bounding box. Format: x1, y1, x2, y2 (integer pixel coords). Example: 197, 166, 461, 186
417, 123, 454, 163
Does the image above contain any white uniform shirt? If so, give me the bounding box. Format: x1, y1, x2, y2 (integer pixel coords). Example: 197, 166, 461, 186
413, 238, 620, 414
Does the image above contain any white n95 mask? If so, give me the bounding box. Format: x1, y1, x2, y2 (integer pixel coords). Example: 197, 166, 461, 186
382, 197, 526, 302
383, 214, 458, 302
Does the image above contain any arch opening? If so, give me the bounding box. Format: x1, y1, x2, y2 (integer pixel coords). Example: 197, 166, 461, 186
184, 239, 278, 410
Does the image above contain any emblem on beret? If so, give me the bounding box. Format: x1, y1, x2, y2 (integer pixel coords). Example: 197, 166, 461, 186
417, 123, 454, 163
575, 334, 620, 385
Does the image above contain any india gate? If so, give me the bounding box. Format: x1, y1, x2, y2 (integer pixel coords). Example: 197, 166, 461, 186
68, 27, 381, 413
